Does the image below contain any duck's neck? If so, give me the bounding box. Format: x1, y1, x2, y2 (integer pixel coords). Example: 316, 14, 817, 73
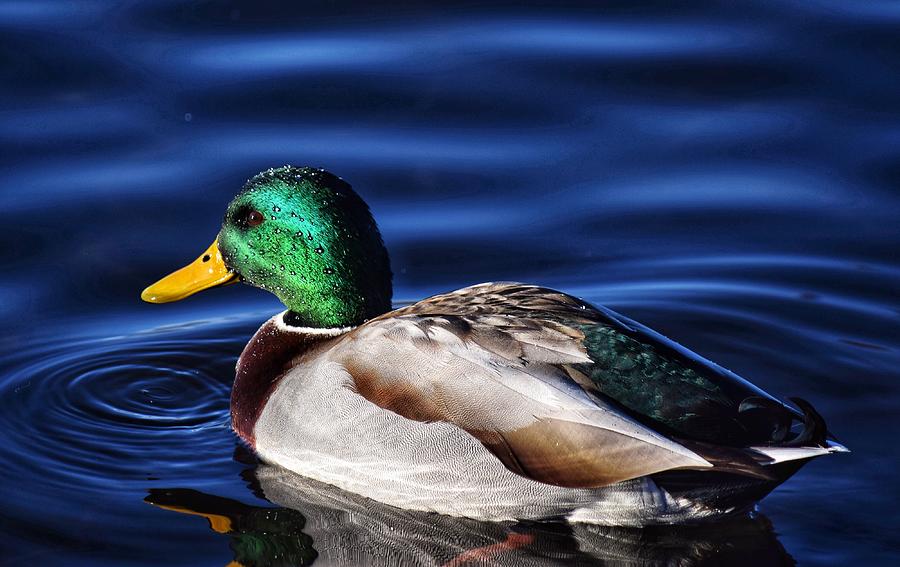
230, 311, 353, 446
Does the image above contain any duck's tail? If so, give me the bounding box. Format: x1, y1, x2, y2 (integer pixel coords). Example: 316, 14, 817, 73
745, 396, 849, 465
669, 397, 848, 482
748, 396, 848, 465
749, 440, 848, 464
649, 397, 847, 520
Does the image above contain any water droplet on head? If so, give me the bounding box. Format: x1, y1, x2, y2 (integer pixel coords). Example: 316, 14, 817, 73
280, 265, 285, 271
323, 267, 335, 275
273, 206, 281, 212
314, 246, 324, 254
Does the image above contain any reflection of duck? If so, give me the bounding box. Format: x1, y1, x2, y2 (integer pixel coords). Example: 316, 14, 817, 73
147, 464, 796, 566
143, 166, 846, 524
147, 486, 316, 567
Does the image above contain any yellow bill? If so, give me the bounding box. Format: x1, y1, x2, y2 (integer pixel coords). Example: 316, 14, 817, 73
141, 238, 239, 303
147, 502, 234, 534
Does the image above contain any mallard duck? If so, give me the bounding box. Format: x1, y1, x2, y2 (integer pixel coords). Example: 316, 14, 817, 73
142, 166, 846, 526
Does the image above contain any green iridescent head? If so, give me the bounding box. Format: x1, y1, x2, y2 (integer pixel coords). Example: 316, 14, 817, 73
142, 166, 393, 328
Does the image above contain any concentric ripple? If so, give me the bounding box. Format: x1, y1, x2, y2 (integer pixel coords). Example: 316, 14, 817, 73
0, 315, 264, 493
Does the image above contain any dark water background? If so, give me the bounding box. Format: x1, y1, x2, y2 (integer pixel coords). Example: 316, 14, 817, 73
2, 1, 899, 564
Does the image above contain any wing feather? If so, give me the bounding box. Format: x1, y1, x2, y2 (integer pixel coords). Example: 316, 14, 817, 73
334, 305, 711, 489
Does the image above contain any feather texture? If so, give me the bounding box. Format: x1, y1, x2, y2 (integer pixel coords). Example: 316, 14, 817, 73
327, 285, 717, 488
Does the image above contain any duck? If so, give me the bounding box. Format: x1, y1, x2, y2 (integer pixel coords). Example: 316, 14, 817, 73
142, 165, 847, 526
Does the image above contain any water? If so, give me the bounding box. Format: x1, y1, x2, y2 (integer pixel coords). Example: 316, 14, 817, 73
1, 1, 899, 564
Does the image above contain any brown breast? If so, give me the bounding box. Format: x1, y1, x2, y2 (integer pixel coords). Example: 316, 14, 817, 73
231, 313, 346, 446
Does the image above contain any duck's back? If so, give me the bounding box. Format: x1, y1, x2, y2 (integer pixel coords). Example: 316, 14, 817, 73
373, 282, 818, 448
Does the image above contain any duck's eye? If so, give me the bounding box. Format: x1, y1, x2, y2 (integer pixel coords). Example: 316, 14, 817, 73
246, 210, 265, 227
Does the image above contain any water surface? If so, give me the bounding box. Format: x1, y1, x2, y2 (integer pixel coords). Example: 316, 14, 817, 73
2, 1, 899, 564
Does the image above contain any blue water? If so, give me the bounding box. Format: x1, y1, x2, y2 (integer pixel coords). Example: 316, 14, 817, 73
2, 1, 899, 564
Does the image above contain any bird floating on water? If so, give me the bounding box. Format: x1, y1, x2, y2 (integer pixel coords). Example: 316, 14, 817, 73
142, 166, 846, 526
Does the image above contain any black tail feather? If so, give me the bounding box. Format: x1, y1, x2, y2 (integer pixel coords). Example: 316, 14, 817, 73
785, 397, 829, 447
737, 395, 829, 447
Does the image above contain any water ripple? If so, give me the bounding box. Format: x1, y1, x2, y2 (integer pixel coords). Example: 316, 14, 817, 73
0, 317, 260, 493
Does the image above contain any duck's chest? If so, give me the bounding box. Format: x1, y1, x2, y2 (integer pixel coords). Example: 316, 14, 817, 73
230, 312, 347, 446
